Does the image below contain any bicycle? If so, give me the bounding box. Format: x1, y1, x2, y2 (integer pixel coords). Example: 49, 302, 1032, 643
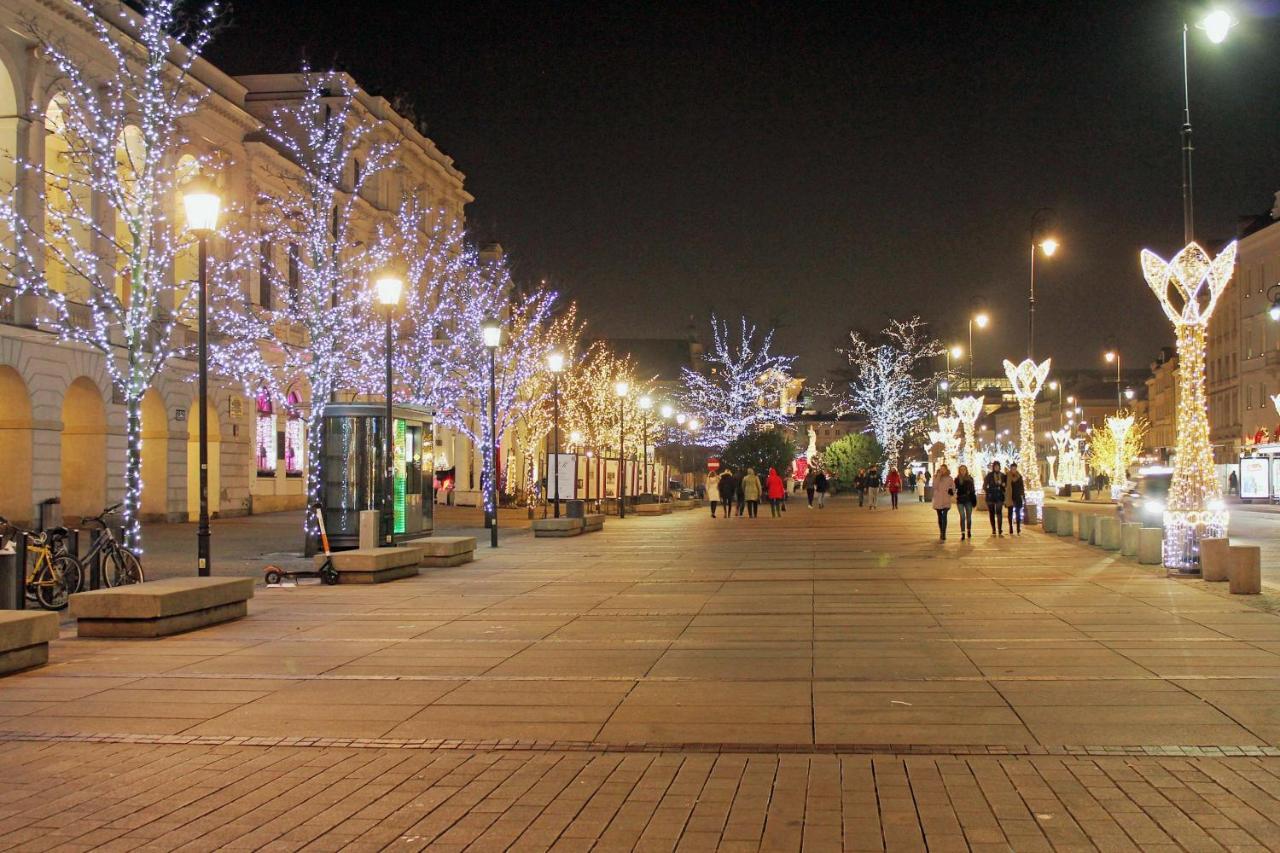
0, 516, 83, 610
50, 504, 144, 588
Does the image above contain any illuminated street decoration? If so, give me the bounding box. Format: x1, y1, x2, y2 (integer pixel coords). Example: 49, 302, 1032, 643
1106, 414, 1134, 499
953, 396, 983, 474
936, 413, 961, 472
1003, 358, 1050, 509
1140, 241, 1237, 570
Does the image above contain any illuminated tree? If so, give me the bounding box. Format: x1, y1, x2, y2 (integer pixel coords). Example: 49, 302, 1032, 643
678, 315, 796, 448
1088, 411, 1147, 495
829, 318, 944, 467
561, 345, 656, 457
1003, 358, 1051, 510
0, 0, 221, 550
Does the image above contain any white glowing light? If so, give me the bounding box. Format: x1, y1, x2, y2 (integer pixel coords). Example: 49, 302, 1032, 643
1199, 9, 1236, 44
1004, 358, 1051, 507
953, 396, 984, 474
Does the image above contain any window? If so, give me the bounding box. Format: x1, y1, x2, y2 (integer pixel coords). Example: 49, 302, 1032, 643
285, 392, 304, 476
255, 390, 277, 476
287, 243, 300, 304
257, 239, 273, 310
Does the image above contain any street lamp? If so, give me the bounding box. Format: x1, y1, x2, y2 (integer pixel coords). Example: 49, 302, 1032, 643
374, 269, 403, 547
638, 395, 652, 496
547, 351, 565, 517
968, 312, 989, 391
1105, 350, 1122, 408
615, 380, 629, 518
182, 175, 221, 576
1179, 9, 1238, 242
1028, 208, 1059, 358
482, 318, 502, 547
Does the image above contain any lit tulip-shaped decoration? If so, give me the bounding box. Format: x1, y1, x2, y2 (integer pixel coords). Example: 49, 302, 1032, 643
937, 413, 961, 473
1046, 454, 1057, 487
953, 396, 983, 474
1140, 241, 1237, 571
1106, 414, 1135, 500
1003, 358, 1051, 515
1272, 393, 1280, 418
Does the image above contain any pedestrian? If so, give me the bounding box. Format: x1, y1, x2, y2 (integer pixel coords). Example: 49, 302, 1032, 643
954, 464, 977, 540
1005, 462, 1025, 535
766, 467, 785, 517
865, 467, 882, 509
983, 461, 1006, 536
932, 463, 955, 541
803, 468, 817, 508
735, 473, 746, 517
1229, 470, 1238, 496
886, 466, 902, 510
741, 467, 762, 518
906, 470, 917, 494
814, 469, 829, 509
717, 469, 738, 521
855, 468, 866, 506
706, 469, 722, 518
916, 469, 927, 502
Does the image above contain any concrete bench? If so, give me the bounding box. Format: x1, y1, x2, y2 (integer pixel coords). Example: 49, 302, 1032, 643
671, 499, 696, 510
1056, 510, 1075, 537
0, 611, 59, 674
1096, 517, 1121, 551
532, 518, 583, 537
70, 577, 253, 638
1120, 522, 1140, 557
1138, 527, 1163, 565
1078, 513, 1094, 542
582, 513, 605, 533
1200, 537, 1230, 582
320, 547, 420, 583
633, 503, 670, 516
1042, 505, 1058, 532
1229, 546, 1262, 595
416, 536, 476, 568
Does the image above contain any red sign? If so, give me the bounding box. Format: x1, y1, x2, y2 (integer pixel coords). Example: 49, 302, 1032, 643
707, 458, 721, 471
794, 457, 809, 480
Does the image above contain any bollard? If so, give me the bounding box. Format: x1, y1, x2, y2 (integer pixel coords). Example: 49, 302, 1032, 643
1097, 517, 1121, 551
88, 528, 103, 590
1228, 546, 1262, 595
1200, 537, 1230, 583
1078, 514, 1094, 542
1057, 510, 1075, 537
1138, 527, 1163, 565
1042, 506, 1058, 533
1024, 504, 1040, 526
1121, 522, 1140, 557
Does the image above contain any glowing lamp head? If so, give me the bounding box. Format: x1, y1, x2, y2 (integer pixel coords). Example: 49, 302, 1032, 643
181, 175, 221, 234
569, 430, 583, 445
675, 413, 687, 426
1198, 9, 1236, 43
950, 344, 963, 359
1048, 380, 1058, 390
1104, 350, 1116, 363
973, 312, 989, 329
1124, 388, 1135, 400
546, 351, 565, 373
660, 403, 674, 419
638, 395, 652, 410
614, 380, 629, 398
939, 380, 950, 391
1040, 237, 1059, 257
1270, 302, 1280, 322
481, 318, 502, 349
688, 419, 701, 431
374, 270, 403, 307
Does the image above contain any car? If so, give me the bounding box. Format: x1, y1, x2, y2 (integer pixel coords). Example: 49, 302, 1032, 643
1118, 470, 1173, 527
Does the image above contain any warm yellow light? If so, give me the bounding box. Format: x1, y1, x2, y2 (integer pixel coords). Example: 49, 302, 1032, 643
546, 351, 565, 373
675, 413, 687, 425
1048, 380, 1059, 390
481, 318, 502, 348
181, 175, 221, 234
374, 271, 403, 307
1199, 9, 1236, 44
1040, 237, 1059, 257
688, 419, 701, 431
1104, 350, 1116, 363
939, 380, 949, 390
614, 380, 629, 398
660, 403, 674, 419
638, 395, 652, 410
973, 313, 989, 329
1067, 395, 1074, 404
569, 430, 583, 444
950, 344, 963, 359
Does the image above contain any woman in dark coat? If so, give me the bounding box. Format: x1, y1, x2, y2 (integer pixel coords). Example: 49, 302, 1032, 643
717, 469, 738, 521
954, 465, 977, 541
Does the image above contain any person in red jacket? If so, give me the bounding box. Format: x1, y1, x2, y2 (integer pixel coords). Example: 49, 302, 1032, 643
886, 466, 903, 510
766, 467, 786, 517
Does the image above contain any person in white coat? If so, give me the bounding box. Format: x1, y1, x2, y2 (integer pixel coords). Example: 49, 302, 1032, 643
706, 471, 722, 518
931, 464, 956, 541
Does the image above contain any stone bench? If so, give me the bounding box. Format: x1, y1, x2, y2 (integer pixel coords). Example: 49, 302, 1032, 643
0, 611, 59, 675
532, 517, 583, 537
416, 536, 476, 568
1229, 546, 1262, 595
320, 547, 420, 583
671, 499, 696, 510
1137, 527, 1163, 565
1042, 505, 1058, 532
1096, 517, 1121, 551
1120, 522, 1140, 557
1078, 513, 1094, 542
633, 502, 669, 515
1200, 537, 1230, 582
582, 513, 605, 533
70, 577, 253, 638
1056, 510, 1075, 537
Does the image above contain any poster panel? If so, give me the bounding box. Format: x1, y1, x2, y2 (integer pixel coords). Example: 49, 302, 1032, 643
1240, 457, 1269, 499
1271, 457, 1280, 500
604, 459, 619, 498
549, 454, 577, 500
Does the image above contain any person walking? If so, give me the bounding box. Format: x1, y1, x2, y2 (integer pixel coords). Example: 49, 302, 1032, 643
1005, 462, 1025, 535
1229, 469, 1238, 496
717, 469, 738, 521
855, 468, 866, 507
803, 468, 817, 508
932, 463, 955, 541
766, 467, 785, 517
954, 464, 977, 540
814, 469, 829, 509
741, 467, 762, 518
706, 469, 722, 518
886, 466, 902, 510
916, 469, 927, 502
983, 461, 1006, 536
865, 467, 882, 510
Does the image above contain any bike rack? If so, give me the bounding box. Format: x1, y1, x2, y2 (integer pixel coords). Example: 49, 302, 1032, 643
13, 532, 24, 611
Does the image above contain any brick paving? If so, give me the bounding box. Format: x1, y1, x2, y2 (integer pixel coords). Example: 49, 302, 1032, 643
7, 496, 1280, 849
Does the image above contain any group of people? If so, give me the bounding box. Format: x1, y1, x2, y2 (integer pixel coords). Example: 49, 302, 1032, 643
800, 468, 830, 508
706, 467, 788, 518
929, 460, 1026, 541
848, 466, 929, 510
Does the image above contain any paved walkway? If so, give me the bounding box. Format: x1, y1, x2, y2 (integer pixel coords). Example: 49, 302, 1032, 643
6, 497, 1280, 850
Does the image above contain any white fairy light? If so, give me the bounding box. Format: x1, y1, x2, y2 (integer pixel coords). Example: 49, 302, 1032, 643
1003, 358, 1051, 509
953, 396, 984, 475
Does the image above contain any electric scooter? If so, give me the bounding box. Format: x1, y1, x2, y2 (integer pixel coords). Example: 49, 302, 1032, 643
263, 504, 339, 586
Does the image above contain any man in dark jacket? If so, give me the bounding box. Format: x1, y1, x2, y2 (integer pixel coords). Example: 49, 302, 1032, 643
814, 470, 829, 509
717, 469, 738, 521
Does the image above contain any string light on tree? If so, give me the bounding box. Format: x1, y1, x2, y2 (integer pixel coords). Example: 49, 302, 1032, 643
1003, 358, 1051, 516
936, 413, 961, 472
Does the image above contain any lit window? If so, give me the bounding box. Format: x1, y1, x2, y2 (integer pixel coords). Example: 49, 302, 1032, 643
255, 390, 277, 476
285, 392, 304, 476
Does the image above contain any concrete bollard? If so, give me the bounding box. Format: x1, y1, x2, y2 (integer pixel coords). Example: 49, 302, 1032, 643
1097, 517, 1121, 550
1042, 506, 1058, 533
1138, 527, 1163, 565
1078, 513, 1094, 542
1057, 510, 1075, 537
1121, 522, 1140, 557
1024, 504, 1040, 526
1228, 546, 1262, 595
1200, 537, 1231, 583
358, 510, 380, 550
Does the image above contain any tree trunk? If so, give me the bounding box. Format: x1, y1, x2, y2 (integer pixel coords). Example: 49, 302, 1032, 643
123, 401, 144, 553
304, 408, 326, 555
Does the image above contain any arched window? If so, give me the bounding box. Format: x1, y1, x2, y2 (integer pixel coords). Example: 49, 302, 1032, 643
285, 391, 304, 476
255, 389, 277, 476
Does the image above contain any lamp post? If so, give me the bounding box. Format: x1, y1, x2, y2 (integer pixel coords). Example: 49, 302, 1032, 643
182, 176, 221, 576
375, 270, 403, 546
615, 380, 629, 517
1180, 10, 1237, 243
1105, 350, 1122, 408
482, 318, 502, 547
968, 312, 989, 391
1028, 208, 1058, 358
638, 395, 652, 496
547, 351, 565, 517
1048, 380, 1062, 426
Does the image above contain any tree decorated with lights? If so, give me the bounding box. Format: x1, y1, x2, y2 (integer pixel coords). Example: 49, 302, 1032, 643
678, 315, 796, 449
829, 317, 943, 467
952, 396, 984, 475
975, 440, 1020, 474
1089, 412, 1147, 498
0, 0, 222, 551
1003, 358, 1051, 513
935, 413, 961, 472
1140, 241, 1236, 570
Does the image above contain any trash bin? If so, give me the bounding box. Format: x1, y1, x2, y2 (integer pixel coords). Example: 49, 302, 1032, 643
566, 500, 585, 519
38, 497, 61, 532
0, 548, 17, 609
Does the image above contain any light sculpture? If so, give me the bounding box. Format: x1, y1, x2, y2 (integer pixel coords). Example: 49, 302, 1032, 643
1106, 414, 1135, 500
1004, 358, 1051, 517
953, 396, 984, 474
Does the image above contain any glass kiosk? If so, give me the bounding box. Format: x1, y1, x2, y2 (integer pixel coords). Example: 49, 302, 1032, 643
318, 403, 434, 550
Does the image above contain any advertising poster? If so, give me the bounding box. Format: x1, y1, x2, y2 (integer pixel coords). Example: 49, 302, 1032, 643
604, 459, 618, 498
1240, 457, 1269, 500
548, 454, 577, 500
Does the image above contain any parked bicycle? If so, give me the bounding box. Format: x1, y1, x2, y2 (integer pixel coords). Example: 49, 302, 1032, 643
50, 504, 143, 587
0, 516, 83, 610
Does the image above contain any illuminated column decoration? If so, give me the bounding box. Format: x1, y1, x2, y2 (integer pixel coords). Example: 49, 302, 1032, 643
1140, 241, 1237, 570
1046, 455, 1057, 486
1106, 414, 1135, 500
1003, 358, 1051, 508
937, 413, 961, 472
1272, 393, 1280, 418
1050, 428, 1070, 487
953, 396, 983, 474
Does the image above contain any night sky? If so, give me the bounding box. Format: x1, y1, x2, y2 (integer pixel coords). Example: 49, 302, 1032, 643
208, 1, 1280, 381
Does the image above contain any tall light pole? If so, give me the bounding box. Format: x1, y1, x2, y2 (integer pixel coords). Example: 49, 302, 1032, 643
615, 380, 629, 517
182, 176, 221, 576
638, 395, 652, 496
482, 318, 502, 547
547, 351, 565, 517
375, 269, 403, 547
968, 312, 989, 391
1048, 380, 1063, 427
1029, 208, 1058, 358
1181, 10, 1236, 243
1105, 350, 1122, 408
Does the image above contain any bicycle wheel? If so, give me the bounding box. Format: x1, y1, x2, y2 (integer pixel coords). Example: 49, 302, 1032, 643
104, 546, 144, 586
34, 556, 80, 610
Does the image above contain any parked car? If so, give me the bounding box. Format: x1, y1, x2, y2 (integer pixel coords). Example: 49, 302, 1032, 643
1118, 470, 1173, 527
